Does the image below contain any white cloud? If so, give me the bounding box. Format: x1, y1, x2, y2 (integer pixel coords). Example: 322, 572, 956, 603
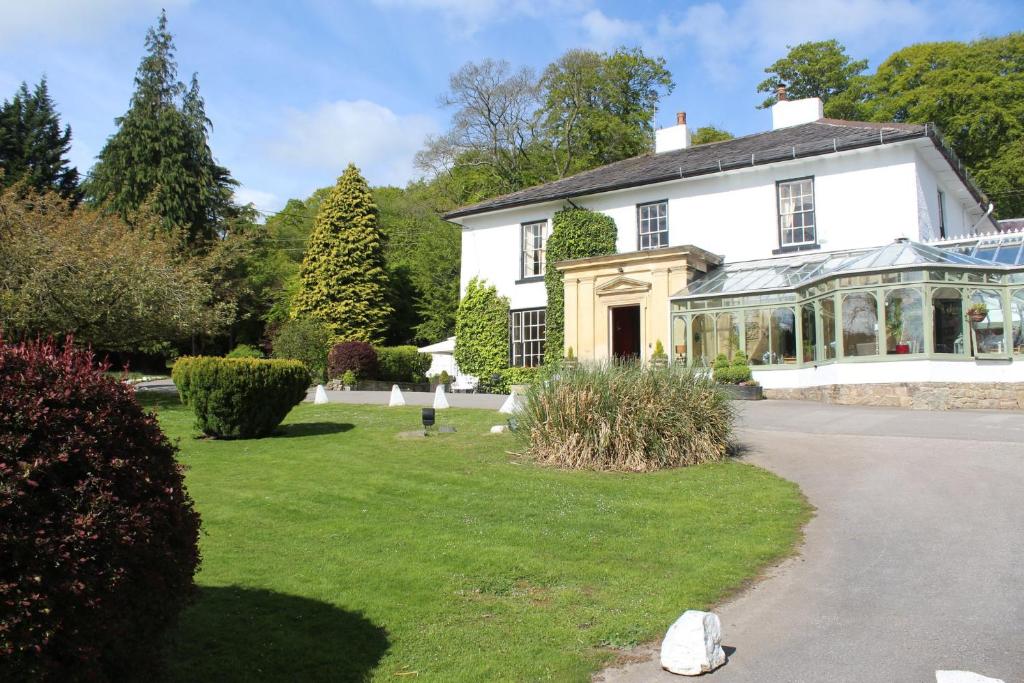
579, 9, 643, 51
0, 0, 192, 48
657, 0, 932, 82
234, 187, 281, 212
268, 100, 439, 188
371, 0, 589, 35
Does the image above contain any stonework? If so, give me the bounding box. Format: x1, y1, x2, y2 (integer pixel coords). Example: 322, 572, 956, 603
765, 382, 1024, 411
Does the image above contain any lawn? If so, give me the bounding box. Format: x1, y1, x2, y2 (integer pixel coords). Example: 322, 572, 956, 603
144, 395, 809, 682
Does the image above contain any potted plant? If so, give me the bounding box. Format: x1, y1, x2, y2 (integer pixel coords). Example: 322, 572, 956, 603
563, 346, 578, 369
712, 351, 763, 400
341, 369, 357, 391
650, 340, 668, 368
967, 302, 988, 324
886, 298, 909, 353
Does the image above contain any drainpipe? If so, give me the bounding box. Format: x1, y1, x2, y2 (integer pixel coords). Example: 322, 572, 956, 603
969, 202, 994, 234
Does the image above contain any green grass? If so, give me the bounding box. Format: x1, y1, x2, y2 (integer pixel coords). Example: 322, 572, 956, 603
144, 395, 809, 682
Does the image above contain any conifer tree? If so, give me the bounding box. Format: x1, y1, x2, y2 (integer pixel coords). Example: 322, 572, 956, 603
85, 11, 235, 246
291, 164, 392, 344
0, 78, 79, 199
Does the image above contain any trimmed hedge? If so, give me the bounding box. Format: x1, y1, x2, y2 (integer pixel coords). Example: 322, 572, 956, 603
1, 338, 200, 679
226, 343, 262, 359
713, 351, 754, 385
172, 357, 310, 438
328, 341, 378, 380
376, 345, 431, 383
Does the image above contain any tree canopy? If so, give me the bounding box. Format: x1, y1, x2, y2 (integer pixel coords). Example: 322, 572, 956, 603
85, 11, 236, 247
0, 78, 79, 199
756, 39, 869, 112
690, 125, 734, 145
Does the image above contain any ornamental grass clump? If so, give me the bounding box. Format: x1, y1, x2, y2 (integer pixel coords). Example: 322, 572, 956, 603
516, 362, 733, 472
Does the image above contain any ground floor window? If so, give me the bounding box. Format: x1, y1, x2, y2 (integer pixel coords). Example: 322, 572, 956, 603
971, 289, 1006, 354
745, 308, 796, 365
884, 288, 924, 354
932, 287, 963, 354
510, 308, 545, 367
842, 292, 878, 357
1013, 290, 1024, 354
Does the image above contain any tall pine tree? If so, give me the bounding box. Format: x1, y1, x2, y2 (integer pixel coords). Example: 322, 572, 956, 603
85, 11, 235, 246
292, 164, 392, 344
0, 78, 79, 199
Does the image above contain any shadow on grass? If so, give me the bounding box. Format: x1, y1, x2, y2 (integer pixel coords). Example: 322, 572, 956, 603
277, 422, 355, 438
167, 586, 389, 682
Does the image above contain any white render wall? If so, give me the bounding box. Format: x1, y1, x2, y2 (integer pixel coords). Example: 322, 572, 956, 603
457, 140, 979, 309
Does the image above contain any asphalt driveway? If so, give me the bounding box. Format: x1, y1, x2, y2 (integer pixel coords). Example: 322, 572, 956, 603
599, 401, 1024, 683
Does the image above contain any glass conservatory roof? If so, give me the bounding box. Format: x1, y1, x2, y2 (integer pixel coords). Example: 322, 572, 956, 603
936, 232, 1024, 266
675, 238, 1011, 300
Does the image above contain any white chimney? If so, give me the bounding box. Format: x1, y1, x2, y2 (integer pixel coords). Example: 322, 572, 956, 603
771, 85, 824, 130
656, 111, 691, 153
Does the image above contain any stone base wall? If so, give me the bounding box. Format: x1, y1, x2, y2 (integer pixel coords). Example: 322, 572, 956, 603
765, 382, 1024, 411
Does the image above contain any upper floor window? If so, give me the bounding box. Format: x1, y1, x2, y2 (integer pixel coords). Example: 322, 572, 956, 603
510, 308, 546, 367
521, 220, 547, 279
777, 178, 816, 248
937, 189, 947, 238
638, 200, 668, 251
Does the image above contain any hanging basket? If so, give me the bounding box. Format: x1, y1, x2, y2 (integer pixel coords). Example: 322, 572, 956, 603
968, 310, 987, 323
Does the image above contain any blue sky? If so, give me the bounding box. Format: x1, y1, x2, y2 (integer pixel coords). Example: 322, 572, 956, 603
1, 0, 1021, 214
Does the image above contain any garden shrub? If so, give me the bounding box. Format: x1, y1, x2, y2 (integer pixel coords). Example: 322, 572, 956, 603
713, 351, 754, 385
328, 341, 378, 380
516, 361, 733, 472
544, 208, 618, 362
271, 318, 331, 383
172, 357, 310, 438
500, 366, 541, 392
454, 277, 509, 381
226, 343, 262, 359
376, 345, 430, 382
0, 338, 200, 680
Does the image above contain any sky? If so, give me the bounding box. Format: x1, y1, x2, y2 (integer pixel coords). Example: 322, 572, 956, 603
1, 0, 1022, 214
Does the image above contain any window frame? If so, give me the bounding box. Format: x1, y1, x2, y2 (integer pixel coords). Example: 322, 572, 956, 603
775, 176, 817, 252
636, 199, 669, 251
509, 307, 547, 367
519, 219, 549, 283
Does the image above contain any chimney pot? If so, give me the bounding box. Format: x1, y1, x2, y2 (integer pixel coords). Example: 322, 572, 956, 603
676, 111, 687, 125
776, 84, 788, 101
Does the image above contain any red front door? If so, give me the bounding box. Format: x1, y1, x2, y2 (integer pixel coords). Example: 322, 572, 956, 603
611, 305, 641, 360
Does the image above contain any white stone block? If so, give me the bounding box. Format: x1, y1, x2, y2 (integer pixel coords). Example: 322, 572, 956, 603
660, 610, 726, 676
313, 385, 329, 405
936, 672, 1005, 683
498, 391, 520, 414
388, 385, 405, 407
433, 385, 450, 410
489, 425, 506, 434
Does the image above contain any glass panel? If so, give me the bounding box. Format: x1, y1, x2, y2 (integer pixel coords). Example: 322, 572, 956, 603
778, 179, 816, 246
884, 288, 924, 355
745, 309, 771, 366
637, 201, 668, 251
801, 304, 817, 362
931, 287, 964, 354
692, 314, 715, 367
1012, 291, 1024, 355
842, 292, 879, 357
716, 313, 739, 361
821, 297, 837, 360
672, 316, 687, 364
510, 308, 546, 367
772, 308, 797, 365
969, 289, 1005, 354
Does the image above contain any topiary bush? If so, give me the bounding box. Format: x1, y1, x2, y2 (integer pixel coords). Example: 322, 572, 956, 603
713, 351, 754, 385
0, 337, 200, 680
270, 318, 332, 384
376, 345, 431, 382
328, 341, 378, 381
172, 357, 310, 438
516, 361, 733, 471
226, 343, 262, 359
453, 277, 509, 381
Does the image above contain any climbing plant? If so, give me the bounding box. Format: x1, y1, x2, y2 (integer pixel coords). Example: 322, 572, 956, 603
454, 277, 510, 380
544, 207, 618, 362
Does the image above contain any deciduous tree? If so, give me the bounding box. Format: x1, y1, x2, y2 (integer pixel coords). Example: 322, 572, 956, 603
756, 40, 868, 112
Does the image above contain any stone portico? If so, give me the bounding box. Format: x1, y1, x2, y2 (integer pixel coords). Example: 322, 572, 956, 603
557, 245, 720, 362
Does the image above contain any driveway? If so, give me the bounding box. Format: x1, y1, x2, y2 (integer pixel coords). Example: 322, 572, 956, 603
599, 401, 1024, 683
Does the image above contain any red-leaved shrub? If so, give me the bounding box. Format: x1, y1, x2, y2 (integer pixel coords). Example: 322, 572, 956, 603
0, 338, 201, 680
328, 340, 378, 380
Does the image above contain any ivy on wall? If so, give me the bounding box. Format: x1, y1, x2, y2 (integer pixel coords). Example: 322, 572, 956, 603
544, 207, 618, 362
454, 277, 510, 379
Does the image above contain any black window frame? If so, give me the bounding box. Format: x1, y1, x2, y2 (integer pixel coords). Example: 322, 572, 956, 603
509, 307, 546, 367
519, 219, 548, 283
774, 176, 818, 254
636, 199, 669, 251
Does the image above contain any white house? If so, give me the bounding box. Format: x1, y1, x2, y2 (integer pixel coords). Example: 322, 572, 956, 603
444, 92, 1024, 409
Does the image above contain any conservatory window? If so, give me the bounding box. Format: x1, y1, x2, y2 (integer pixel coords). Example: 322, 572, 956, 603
821, 297, 837, 360
745, 309, 770, 365
801, 304, 817, 362
842, 292, 879, 356
671, 316, 687, 363
692, 314, 714, 366
932, 287, 964, 354
716, 313, 739, 361
777, 178, 816, 247
884, 288, 924, 355
1012, 291, 1024, 355
969, 290, 1006, 354
745, 308, 796, 365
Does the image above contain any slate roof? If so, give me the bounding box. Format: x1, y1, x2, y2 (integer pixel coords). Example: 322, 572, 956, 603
444, 119, 962, 220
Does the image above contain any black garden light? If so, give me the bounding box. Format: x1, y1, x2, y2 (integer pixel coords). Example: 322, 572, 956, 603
421, 407, 435, 430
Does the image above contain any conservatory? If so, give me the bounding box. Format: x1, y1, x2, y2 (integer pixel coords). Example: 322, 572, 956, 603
669, 235, 1024, 381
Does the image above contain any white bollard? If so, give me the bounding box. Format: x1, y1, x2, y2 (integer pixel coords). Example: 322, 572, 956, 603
498, 390, 520, 414
433, 384, 450, 410
313, 385, 329, 405
389, 384, 406, 407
